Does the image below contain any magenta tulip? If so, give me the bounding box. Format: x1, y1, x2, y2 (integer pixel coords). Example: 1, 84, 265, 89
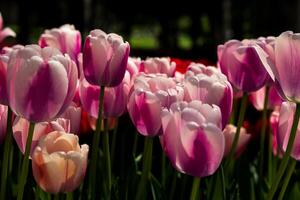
38, 24, 81, 62
140, 57, 176, 77
218, 39, 269, 92
32, 131, 89, 193
7, 45, 78, 122
223, 124, 251, 157
0, 104, 7, 143
184, 63, 233, 128
160, 100, 224, 177
13, 117, 70, 156
127, 73, 184, 136
83, 29, 130, 87
0, 13, 16, 43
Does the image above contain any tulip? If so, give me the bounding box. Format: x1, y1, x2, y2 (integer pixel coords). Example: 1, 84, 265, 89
32, 131, 89, 193
249, 85, 282, 111
0, 12, 16, 43
218, 39, 269, 92
79, 70, 131, 118
127, 73, 184, 136
160, 100, 224, 177
0, 104, 7, 144
60, 103, 81, 134
223, 124, 251, 157
7, 45, 78, 122
83, 29, 130, 87
13, 117, 70, 156
38, 24, 81, 62
270, 110, 282, 156
184, 63, 233, 128
140, 57, 176, 77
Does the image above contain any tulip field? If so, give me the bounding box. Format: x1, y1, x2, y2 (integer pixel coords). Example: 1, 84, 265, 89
1, 11, 300, 200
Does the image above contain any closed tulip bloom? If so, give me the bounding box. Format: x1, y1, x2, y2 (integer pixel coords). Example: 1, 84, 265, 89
127, 73, 184, 136
38, 24, 81, 62
0, 104, 7, 143
79, 71, 131, 118
184, 63, 233, 128
13, 117, 70, 156
0, 12, 16, 43
7, 45, 78, 122
277, 102, 300, 160
140, 57, 176, 77
83, 29, 130, 87
223, 124, 251, 157
270, 109, 282, 156
160, 100, 224, 177
249, 85, 282, 111
261, 31, 300, 102
218, 39, 269, 92
32, 131, 89, 193
60, 103, 81, 135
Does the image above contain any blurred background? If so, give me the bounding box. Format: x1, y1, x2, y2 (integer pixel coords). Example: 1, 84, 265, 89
1, 0, 300, 61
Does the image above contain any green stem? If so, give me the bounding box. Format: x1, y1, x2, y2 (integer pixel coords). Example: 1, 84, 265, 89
278, 159, 297, 200
88, 85, 105, 200
66, 192, 73, 200
267, 103, 300, 200
169, 172, 177, 200
189, 177, 200, 200
268, 128, 273, 184
103, 118, 112, 194
229, 98, 238, 124
161, 152, 166, 188
259, 86, 269, 184
226, 93, 248, 166
132, 131, 139, 157
17, 122, 35, 200
0, 108, 12, 200
110, 118, 119, 167
135, 137, 153, 200
221, 165, 226, 200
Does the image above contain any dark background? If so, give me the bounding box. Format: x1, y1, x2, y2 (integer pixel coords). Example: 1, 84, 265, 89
1, 0, 300, 61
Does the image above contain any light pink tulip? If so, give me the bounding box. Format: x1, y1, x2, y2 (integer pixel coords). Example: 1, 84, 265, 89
0, 104, 8, 143
32, 131, 89, 193
60, 103, 81, 135
277, 102, 300, 160
270, 109, 282, 157
218, 39, 269, 92
83, 29, 130, 87
38, 24, 81, 62
13, 117, 70, 156
249, 85, 282, 111
7, 45, 78, 122
127, 73, 184, 136
184, 63, 233, 128
223, 124, 251, 157
79, 70, 131, 118
260, 31, 300, 102
140, 57, 176, 77
0, 13, 16, 43
160, 100, 224, 177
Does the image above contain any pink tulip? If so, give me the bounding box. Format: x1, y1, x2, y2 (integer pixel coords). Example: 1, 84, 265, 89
127, 73, 184, 136
0, 104, 8, 143
79, 70, 131, 118
160, 100, 224, 177
218, 39, 269, 92
261, 31, 300, 102
60, 103, 81, 135
38, 24, 81, 63
277, 102, 300, 160
140, 57, 176, 77
223, 124, 251, 157
32, 131, 89, 193
249, 85, 282, 111
270, 109, 282, 157
0, 13, 16, 43
13, 117, 70, 156
184, 63, 233, 128
83, 29, 130, 87
7, 45, 78, 122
